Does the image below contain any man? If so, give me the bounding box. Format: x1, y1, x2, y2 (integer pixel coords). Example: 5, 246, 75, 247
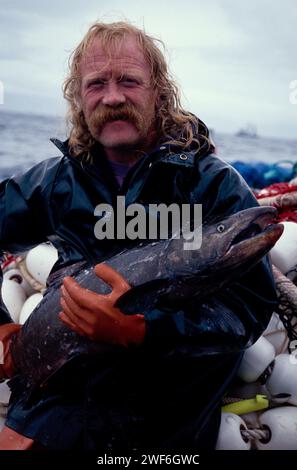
0, 21, 277, 450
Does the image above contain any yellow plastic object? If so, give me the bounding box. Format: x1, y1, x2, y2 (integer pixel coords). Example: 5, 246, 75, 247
221, 395, 269, 415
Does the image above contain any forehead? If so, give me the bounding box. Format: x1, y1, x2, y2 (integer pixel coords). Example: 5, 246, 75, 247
80, 35, 150, 78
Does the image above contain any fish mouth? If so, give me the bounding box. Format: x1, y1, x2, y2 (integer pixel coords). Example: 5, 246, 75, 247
231, 222, 263, 246
228, 223, 283, 252
226, 207, 283, 258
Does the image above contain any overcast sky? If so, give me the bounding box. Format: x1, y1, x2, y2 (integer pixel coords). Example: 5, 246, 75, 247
0, 0, 296, 138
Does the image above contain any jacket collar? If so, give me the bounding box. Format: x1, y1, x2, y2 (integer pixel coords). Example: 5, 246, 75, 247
50, 138, 197, 169
50, 138, 70, 156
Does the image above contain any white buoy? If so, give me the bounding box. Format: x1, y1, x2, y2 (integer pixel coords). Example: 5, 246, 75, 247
270, 221, 297, 280
3, 268, 35, 297
1, 279, 27, 323
237, 336, 275, 383
263, 312, 288, 355
19, 293, 43, 325
266, 354, 297, 405
215, 413, 251, 450
25, 242, 58, 286
255, 407, 297, 450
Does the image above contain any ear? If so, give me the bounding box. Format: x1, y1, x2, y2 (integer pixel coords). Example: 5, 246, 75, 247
72, 97, 82, 113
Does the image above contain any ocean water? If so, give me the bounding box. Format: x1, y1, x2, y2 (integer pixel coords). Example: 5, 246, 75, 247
0, 109, 297, 180
0, 110, 66, 179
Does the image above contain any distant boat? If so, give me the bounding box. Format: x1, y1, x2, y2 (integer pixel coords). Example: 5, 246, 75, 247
236, 124, 258, 138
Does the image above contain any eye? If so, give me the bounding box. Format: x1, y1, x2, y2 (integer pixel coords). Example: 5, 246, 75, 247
88, 79, 105, 88
217, 224, 225, 233
120, 77, 139, 86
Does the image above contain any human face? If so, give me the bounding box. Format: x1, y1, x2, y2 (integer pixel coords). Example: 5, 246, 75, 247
80, 35, 158, 152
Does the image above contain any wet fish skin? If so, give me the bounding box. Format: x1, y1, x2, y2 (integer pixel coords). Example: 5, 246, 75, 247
10, 206, 283, 387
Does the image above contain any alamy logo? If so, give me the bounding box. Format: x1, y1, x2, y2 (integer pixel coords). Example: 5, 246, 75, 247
94, 196, 202, 250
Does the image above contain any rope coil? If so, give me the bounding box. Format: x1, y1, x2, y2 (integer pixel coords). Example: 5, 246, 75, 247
241, 428, 270, 442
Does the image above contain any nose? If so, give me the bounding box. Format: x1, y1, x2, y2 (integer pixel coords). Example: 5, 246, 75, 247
101, 82, 126, 107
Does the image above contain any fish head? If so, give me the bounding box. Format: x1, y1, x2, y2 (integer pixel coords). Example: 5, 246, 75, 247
197, 206, 283, 274
117, 206, 283, 314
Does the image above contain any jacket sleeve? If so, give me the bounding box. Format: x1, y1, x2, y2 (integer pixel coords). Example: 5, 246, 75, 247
0, 157, 62, 325
143, 154, 278, 356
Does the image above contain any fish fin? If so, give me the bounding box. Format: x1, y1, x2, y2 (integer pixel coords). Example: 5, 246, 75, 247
46, 261, 88, 289
115, 279, 170, 314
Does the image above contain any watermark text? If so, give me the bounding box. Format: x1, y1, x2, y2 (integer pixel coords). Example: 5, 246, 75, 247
94, 196, 202, 250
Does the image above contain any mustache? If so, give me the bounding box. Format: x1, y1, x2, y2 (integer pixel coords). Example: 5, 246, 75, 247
88, 103, 144, 131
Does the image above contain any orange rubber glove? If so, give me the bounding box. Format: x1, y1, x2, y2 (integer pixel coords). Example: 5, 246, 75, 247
0, 426, 34, 450
59, 263, 145, 347
0, 323, 22, 379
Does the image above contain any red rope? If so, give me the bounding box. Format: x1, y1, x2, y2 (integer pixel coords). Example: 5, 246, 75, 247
256, 182, 297, 223
257, 183, 297, 199
277, 211, 297, 223
1, 253, 17, 270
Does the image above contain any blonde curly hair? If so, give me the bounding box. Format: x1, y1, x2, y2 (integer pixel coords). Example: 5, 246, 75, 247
63, 21, 212, 160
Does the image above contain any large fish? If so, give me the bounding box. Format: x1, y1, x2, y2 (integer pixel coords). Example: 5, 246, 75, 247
10, 206, 282, 389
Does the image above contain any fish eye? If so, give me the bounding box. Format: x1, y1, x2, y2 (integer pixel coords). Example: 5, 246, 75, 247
217, 224, 225, 233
